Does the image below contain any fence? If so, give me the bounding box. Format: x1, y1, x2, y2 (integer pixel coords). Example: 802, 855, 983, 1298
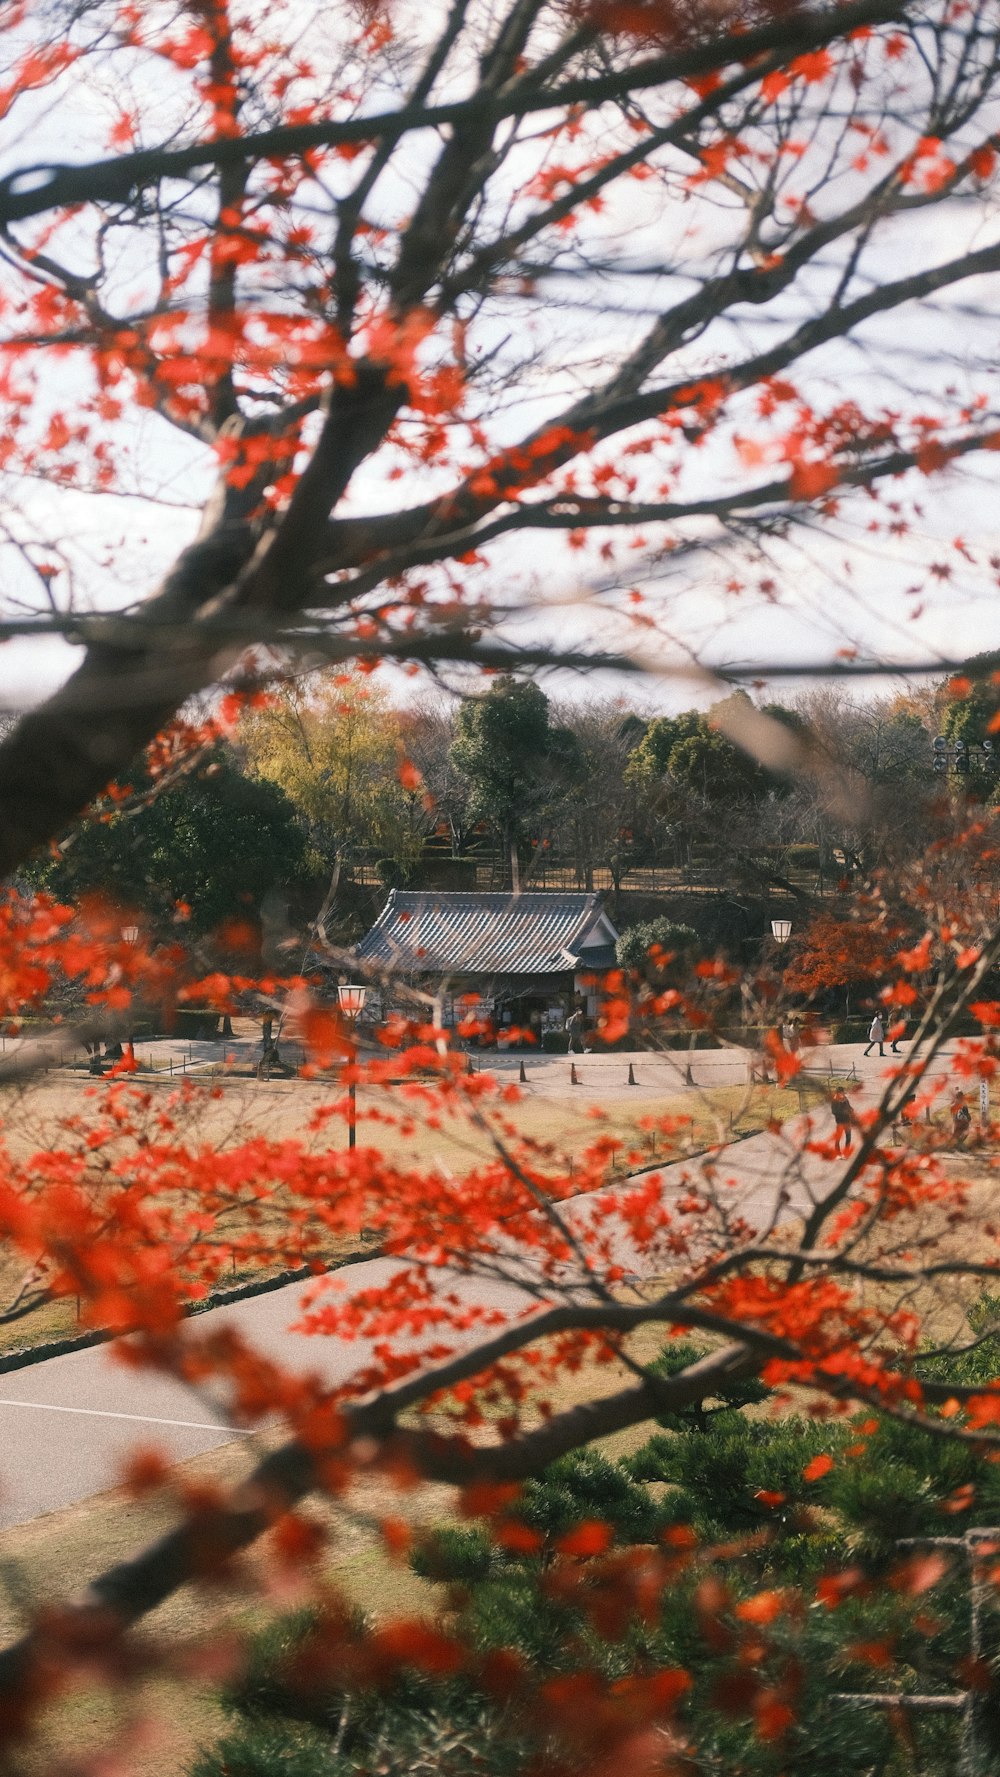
833, 1530, 1000, 1776
351, 859, 825, 895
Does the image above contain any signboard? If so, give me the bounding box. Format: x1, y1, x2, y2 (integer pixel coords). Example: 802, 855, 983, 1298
981, 1078, 990, 1124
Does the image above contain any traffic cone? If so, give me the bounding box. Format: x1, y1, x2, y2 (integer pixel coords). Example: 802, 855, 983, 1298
627, 1063, 636, 1085
519, 1058, 527, 1084
571, 1062, 579, 1085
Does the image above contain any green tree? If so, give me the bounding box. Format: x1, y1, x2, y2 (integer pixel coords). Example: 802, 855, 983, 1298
31, 751, 304, 937
623, 710, 703, 786
191, 1313, 1000, 1777
625, 697, 796, 808
939, 654, 1000, 800
941, 653, 1000, 747
615, 917, 699, 974
449, 678, 582, 891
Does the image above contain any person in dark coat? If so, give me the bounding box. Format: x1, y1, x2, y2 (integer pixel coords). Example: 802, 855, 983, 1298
831, 1087, 854, 1154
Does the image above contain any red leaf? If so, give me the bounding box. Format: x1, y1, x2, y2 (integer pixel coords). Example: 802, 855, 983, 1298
803, 1454, 834, 1482
735, 1588, 786, 1624
788, 459, 840, 500
556, 1520, 613, 1557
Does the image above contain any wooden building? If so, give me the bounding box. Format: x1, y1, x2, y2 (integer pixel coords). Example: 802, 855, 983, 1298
353, 890, 620, 1038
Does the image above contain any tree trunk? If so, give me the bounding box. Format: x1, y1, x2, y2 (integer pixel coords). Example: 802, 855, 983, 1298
509, 833, 521, 894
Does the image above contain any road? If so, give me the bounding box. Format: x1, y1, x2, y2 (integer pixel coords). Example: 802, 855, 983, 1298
0, 1041, 961, 1530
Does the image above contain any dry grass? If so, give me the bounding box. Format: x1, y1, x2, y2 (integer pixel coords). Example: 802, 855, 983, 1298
0, 1070, 826, 1360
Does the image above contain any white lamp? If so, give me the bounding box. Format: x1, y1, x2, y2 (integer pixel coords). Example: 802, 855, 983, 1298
337, 984, 368, 1153
337, 983, 368, 1019
770, 919, 792, 944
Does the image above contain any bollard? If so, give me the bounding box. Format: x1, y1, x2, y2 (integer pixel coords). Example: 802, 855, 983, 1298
627, 1062, 636, 1086
571, 1062, 579, 1085
519, 1058, 527, 1084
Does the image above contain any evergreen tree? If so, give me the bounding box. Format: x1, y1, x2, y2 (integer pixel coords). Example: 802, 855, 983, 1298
30, 749, 304, 937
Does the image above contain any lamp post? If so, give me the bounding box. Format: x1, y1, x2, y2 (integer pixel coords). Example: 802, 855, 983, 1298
933, 734, 998, 777
770, 919, 792, 944
121, 924, 139, 1062
337, 983, 367, 1151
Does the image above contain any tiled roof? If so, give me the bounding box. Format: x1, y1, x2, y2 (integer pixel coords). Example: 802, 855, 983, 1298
354, 892, 618, 976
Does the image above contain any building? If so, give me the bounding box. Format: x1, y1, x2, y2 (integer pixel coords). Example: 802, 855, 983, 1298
353, 890, 620, 1040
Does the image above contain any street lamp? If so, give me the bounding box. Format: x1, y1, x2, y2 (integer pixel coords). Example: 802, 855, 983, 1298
770, 919, 792, 944
933, 734, 997, 776
337, 984, 368, 1020
121, 924, 140, 1061
337, 983, 368, 1151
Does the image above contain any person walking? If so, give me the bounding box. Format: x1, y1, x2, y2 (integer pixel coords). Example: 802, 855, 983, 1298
831, 1087, 854, 1154
951, 1089, 971, 1147
565, 1005, 585, 1055
890, 1008, 908, 1055
893, 1087, 917, 1145
863, 1013, 884, 1058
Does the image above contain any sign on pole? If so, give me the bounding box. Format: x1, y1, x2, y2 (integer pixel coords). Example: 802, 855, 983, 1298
981, 1077, 990, 1124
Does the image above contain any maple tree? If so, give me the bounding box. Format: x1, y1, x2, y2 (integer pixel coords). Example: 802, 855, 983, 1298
783, 908, 898, 1004
4, 0, 1000, 1769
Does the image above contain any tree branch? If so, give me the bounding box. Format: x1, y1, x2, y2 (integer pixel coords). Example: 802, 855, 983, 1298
0, 0, 910, 230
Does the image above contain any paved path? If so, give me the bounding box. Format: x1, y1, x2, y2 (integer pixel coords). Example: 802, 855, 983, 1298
0, 1117, 845, 1530
0, 1031, 965, 1095
0, 1037, 968, 1530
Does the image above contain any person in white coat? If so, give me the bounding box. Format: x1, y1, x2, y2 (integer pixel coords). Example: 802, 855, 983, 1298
863, 1013, 884, 1058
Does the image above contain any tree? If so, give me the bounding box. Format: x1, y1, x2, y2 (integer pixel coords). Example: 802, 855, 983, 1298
29, 749, 304, 937
552, 699, 648, 895
941, 654, 1000, 749
448, 677, 582, 889
2, 0, 1000, 866
616, 916, 699, 973
623, 697, 801, 889
783, 907, 902, 1020
627, 696, 796, 810
239, 675, 424, 920
6, 0, 1000, 1765
625, 713, 706, 788
397, 694, 473, 861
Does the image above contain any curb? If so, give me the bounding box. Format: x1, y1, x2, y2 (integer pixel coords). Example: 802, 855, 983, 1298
0, 1245, 379, 1378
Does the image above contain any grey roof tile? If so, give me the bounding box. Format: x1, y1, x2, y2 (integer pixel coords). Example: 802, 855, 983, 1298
354, 891, 618, 976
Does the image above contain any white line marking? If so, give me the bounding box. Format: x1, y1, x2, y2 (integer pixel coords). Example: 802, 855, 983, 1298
0, 1398, 251, 1433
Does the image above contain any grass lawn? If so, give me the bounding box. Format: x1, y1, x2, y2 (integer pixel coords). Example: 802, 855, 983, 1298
0, 1070, 832, 1360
